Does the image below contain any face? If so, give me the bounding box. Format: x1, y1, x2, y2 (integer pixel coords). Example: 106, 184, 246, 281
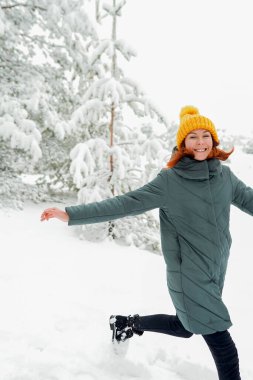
184, 129, 213, 161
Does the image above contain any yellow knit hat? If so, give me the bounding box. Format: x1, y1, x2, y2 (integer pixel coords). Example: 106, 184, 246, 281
176, 106, 219, 149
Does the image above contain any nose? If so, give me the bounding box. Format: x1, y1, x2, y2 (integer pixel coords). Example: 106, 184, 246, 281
196, 137, 204, 145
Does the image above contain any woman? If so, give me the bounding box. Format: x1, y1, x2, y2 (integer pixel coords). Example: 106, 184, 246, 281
41, 106, 250, 380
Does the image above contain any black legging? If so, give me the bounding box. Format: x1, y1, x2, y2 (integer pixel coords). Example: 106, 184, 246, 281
135, 314, 241, 380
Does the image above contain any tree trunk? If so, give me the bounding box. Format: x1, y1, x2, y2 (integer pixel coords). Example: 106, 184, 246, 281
108, 0, 117, 196
108, 0, 117, 238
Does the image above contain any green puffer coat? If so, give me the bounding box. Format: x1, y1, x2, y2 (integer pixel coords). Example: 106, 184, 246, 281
66, 157, 253, 334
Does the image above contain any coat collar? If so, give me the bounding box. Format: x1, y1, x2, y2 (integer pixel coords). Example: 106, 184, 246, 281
172, 157, 222, 180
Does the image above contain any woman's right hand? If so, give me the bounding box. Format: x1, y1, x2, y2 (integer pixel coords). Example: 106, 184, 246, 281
40, 207, 69, 222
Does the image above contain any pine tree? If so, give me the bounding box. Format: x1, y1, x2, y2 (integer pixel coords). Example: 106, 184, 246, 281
0, 0, 97, 207
68, 0, 175, 252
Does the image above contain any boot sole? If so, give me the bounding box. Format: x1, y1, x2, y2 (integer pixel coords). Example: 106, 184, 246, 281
109, 315, 117, 342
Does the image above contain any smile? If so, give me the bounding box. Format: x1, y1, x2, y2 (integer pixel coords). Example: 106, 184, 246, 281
194, 149, 207, 152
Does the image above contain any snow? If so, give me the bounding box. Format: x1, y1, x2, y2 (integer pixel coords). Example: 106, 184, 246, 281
115, 39, 137, 61
1, 151, 253, 380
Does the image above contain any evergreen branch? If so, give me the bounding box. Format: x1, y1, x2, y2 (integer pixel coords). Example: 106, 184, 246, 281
1, 2, 46, 11
19, 32, 65, 49
95, 0, 108, 23
99, 12, 108, 21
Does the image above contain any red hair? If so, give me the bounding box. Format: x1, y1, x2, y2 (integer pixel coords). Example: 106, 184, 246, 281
166, 141, 234, 169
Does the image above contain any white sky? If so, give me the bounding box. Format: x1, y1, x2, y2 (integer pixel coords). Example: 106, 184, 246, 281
115, 0, 253, 136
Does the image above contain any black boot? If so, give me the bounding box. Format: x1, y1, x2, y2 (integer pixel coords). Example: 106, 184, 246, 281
109, 314, 144, 343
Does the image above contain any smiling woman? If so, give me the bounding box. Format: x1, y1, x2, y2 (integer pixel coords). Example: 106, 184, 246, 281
41, 105, 247, 380
167, 106, 234, 168
184, 129, 213, 160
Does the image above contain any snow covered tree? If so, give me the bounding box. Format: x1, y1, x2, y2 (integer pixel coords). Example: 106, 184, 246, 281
68, 0, 174, 252
0, 0, 97, 206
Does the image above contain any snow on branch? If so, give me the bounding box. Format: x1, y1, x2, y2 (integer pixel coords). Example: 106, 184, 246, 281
82, 78, 127, 107
89, 40, 112, 65
65, 6, 97, 38
115, 39, 137, 61
140, 137, 167, 161
124, 94, 169, 126
145, 99, 169, 125
44, 1, 97, 40
75, 74, 168, 127
69, 138, 110, 188
0, 95, 43, 161
120, 77, 142, 97
102, 0, 126, 16
71, 99, 106, 129
0, 114, 42, 162
102, 78, 126, 105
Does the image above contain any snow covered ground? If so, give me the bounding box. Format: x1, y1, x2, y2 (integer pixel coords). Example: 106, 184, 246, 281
1, 150, 253, 380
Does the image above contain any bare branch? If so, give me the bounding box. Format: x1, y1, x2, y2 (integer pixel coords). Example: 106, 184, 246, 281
1, 2, 46, 11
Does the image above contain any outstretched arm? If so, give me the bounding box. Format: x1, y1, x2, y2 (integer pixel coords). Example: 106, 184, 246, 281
65, 170, 167, 226
230, 169, 253, 215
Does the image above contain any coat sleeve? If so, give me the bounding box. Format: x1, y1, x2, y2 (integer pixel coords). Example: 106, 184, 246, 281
230, 169, 253, 215
65, 169, 168, 226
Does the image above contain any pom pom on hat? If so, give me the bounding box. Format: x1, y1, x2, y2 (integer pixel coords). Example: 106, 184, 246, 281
176, 105, 219, 149
180, 106, 199, 121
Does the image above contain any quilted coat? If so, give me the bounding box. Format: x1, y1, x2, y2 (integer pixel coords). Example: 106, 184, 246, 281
65, 157, 253, 334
